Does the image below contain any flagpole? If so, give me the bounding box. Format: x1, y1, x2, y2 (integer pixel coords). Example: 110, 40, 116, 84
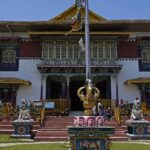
85, 0, 91, 80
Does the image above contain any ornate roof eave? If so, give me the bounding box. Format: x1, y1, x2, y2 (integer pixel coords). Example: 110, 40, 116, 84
1, 19, 150, 25
124, 77, 150, 85
28, 31, 130, 39
0, 20, 150, 32
1, 20, 150, 33
0, 77, 31, 85
28, 31, 130, 35
37, 64, 122, 74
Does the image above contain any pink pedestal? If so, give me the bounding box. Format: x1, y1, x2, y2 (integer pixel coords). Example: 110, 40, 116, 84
74, 116, 104, 127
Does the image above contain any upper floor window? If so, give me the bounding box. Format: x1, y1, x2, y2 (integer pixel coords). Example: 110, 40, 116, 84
42, 40, 117, 60
138, 40, 150, 71
2, 49, 16, 63
91, 40, 117, 60
141, 48, 150, 63
138, 41, 150, 63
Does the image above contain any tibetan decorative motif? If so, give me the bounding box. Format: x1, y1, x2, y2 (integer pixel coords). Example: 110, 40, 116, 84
68, 126, 115, 150
77, 79, 100, 116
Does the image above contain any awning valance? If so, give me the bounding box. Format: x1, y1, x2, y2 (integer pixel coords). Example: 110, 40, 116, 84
124, 77, 150, 85
0, 77, 31, 85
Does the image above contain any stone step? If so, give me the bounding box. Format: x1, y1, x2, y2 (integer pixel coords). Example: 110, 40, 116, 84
119, 125, 127, 130
0, 121, 14, 125
114, 131, 126, 136
0, 125, 13, 129
45, 116, 74, 122
44, 122, 74, 128
0, 129, 13, 134
34, 136, 69, 142
110, 136, 128, 141
36, 130, 68, 137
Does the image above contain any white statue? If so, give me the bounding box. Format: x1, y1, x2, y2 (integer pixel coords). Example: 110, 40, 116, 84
131, 98, 143, 120
18, 98, 30, 120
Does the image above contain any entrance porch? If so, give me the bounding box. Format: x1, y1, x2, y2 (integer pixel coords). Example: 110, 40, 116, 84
44, 75, 112, 114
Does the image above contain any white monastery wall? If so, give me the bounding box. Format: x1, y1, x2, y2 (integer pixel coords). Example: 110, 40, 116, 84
115, 59, 150, 104
0, 59, 42, 105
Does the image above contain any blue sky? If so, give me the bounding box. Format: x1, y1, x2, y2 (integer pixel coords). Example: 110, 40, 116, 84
0, 0, 149, 21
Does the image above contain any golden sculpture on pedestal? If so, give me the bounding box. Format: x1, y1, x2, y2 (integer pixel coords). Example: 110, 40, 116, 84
77, 79, 100, 116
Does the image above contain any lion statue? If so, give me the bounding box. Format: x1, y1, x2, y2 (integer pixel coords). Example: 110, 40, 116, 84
18, 98, 30, 120
130, 99, 143, 120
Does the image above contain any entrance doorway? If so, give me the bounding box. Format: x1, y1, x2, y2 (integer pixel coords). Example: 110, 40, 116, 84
69, 80, 84, 111
96, 79, 110, 99
46, 79, 62, 99
0, 86, 17, 106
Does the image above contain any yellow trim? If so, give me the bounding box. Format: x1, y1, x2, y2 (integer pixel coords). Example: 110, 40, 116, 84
0, 77, 31, 85
125, 77, 150, 85
49, 4, 105, 22
29, 31, 130, 35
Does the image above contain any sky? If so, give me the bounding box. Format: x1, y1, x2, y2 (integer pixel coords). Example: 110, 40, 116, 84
0, 0, 149, 21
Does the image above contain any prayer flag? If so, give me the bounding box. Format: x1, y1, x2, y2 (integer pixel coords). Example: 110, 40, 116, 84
72, 7, 82, 31
65, 7, 82, 35
79, 38, 85, 51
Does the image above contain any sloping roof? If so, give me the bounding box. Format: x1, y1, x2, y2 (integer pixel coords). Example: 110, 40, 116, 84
0, 77, 31, 85
124, 77, 150, 85
0, 4, 150, 33
49, 4, 106, 22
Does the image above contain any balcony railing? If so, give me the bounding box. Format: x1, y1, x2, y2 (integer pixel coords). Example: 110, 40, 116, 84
42, 59, 119, 66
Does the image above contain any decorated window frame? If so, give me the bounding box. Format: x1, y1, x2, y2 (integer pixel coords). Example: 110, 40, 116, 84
2, 49, 16, 64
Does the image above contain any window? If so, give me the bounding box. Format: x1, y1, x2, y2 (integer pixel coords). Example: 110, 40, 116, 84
42, 40, 117, 61
141, 49, 150, 63
56, 41, 66, 60
68, 41, 80, 59
42, 41, 54, 59
138, 41, 150, 63
2, 50, 16, 63
92, 40, 117, 60
105, 41, 117, 59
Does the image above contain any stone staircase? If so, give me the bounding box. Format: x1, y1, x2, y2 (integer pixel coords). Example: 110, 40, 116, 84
34, 116, 74, 141
0, 116, 40, 135
1, 115, 150, 142
34, 116, 128, 142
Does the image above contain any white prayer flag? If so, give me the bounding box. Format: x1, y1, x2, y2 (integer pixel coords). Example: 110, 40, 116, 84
79, 38, 85, 51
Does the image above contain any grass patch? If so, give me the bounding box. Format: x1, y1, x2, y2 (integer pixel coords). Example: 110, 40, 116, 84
0, 143, 69, 150
0, 134, 33, 143
0, 135, 150, 150
0, 142, 150, 150
111, 142, 150, 150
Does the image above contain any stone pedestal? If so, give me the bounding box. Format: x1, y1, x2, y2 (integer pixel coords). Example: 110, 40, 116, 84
125, 119, 150, 140
68, 116, 115, 150
11, 119, 33, 138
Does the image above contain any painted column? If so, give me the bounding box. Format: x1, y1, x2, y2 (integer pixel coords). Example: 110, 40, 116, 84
43, 75, 47, 100
67, 76, 70, 111
40, 73, 47, 100
110, 75, 117, 107
115, 75, 119, 107
61, 82, 67, 98
40, 77, 43, 100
